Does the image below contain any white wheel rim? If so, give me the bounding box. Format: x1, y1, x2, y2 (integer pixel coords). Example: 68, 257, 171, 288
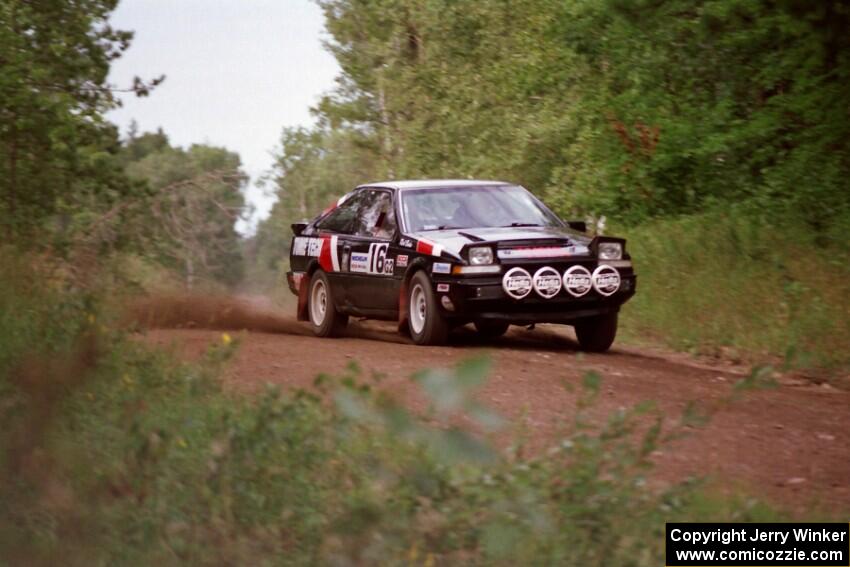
409, 283, 427, 334
310, 278, 328, 326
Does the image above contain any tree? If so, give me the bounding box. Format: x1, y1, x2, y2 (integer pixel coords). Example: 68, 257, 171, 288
121, 136, 248, 289
0, 0, 162, 238
307, 0, 850, 225
246, 126, 379, 287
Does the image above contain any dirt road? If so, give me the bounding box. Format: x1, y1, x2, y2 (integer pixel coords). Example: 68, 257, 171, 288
143, 315, 850, 513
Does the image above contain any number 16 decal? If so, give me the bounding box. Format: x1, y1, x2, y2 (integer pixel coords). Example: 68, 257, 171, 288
369, 243, 390, 275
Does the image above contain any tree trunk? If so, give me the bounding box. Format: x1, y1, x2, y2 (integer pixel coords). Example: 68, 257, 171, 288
185, 256, 194, 291
7, 122, 18, 237
377, 73, 395, 177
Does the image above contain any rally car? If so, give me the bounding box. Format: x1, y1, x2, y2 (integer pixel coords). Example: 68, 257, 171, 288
286, 180, 636, 351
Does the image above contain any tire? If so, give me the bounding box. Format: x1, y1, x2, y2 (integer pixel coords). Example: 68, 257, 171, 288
308, 270, 348, 338
474, 320, 510, 339
574, 312, 618, 352
408, 271, 449, 345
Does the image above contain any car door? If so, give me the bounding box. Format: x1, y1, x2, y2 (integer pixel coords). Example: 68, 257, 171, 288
344, 189, 401, 311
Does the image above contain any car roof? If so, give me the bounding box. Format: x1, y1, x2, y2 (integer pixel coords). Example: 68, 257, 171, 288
357, 179, 512, 191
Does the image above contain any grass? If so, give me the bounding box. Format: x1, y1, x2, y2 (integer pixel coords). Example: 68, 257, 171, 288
0, 248, 810, 566
618, 210, 850, 372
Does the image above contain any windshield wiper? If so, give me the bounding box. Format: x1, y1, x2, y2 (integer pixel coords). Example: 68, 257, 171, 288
504, 222, 541, 227
430, 225, 469, 230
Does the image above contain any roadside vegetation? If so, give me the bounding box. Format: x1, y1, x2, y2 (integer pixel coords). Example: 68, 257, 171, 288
1, 257, 798, 565
621, 210, 850, 369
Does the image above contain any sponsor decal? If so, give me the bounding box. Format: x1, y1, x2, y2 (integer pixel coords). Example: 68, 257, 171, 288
433, 262, 451, 274
399, 237, 414, 248
563, 265, 592, 297
349, 243, 393, 276
437, 283, 450, 293
291, 271, 304, 291
293, 237, 326, 259
497, 245, 590, 260
294, 236, 343, 272
532, 266, 562, 299
369, 243, 390, 274
350, 252, 370, 273
502, 267, 533, 300
292, 237, 309, 256
396, 254, 409, 268
307, 238, 323, 257
592, 264, 621, 296
416, 238, 445, 257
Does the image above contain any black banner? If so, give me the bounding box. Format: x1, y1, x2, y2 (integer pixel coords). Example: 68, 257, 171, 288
666, 523, 849, 566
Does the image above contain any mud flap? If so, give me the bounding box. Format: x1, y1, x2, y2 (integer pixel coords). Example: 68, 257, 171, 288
297, 272, 312, 321
397, 278, 409, 334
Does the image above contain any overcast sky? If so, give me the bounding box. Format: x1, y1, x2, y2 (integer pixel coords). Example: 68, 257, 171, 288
106, 0, 340, 234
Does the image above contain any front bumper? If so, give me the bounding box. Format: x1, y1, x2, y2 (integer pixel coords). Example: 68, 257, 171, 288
435, 263, 636, 325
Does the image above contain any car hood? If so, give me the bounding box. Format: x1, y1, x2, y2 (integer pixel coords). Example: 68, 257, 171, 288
409, 226, 592, 259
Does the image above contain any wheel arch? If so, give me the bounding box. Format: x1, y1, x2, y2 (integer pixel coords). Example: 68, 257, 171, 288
397, 258, 431, 333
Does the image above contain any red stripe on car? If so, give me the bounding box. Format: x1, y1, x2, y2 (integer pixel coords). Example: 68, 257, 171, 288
416, 240, 434, 255
318, 236, 334, 271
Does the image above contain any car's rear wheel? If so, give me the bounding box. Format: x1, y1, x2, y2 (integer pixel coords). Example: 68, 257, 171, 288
473, 320, 510, 339
408, 271, 449, 345
574, 312, 618, 352
308, 270, 348, 337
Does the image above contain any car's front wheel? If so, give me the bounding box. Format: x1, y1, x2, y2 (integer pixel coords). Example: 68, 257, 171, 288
308, 270, 348, 337
574, 312, 618, 352
408, 271, 449, 345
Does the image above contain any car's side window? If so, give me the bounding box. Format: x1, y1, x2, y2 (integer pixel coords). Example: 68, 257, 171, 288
315, 191, 366, 234
354, 190, 397, 239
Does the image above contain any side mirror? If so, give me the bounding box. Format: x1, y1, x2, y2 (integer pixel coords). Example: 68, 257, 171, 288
567, 220, 587, 233
291, 221, 308, 236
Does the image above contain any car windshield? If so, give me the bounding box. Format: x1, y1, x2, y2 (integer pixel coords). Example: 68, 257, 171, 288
400, 185, 563, 232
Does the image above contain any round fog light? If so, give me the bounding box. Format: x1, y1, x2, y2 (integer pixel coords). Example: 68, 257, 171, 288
440, 295, 455, 311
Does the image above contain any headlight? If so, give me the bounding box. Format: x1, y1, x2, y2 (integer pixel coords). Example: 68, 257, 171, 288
598, 242, 622, 260
468, 246, 494, 265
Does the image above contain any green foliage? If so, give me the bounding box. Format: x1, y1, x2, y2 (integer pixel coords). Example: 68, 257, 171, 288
0, 253, 806, 565
120, 130, 248, 289
309, 0, 850, 226
0, 0, 161, 239
545, 0, 850, 225
0, 1, 249, 292
618, 209, 850, 369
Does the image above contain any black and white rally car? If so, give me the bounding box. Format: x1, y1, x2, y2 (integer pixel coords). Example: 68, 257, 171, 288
287, 180, 635, 351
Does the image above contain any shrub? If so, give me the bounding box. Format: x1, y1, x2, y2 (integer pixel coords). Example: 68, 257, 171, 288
619, 209, 850, 371
0, 250, 801, 565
